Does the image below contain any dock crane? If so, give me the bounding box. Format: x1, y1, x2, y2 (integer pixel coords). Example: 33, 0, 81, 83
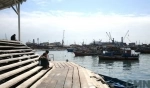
109, 32, 112, 41
124, 30, 129, 40
123, 30, 131, 42
106, 32, 113, 42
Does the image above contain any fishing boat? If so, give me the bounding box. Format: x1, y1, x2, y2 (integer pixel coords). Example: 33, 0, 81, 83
99, 55, 139, 60
67, 48, 74, 52
99, 48, 139, 60
73, 45, 103, 56
135, 47, 150, 54
99, 74, 137, 88
74, 51, 101, 56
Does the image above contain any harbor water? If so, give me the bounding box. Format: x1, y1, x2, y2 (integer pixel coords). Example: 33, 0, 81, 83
36, 50, 150, 82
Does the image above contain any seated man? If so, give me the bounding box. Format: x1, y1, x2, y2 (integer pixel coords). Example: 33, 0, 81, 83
39, 50, 50, 69
11, 34, 16, 41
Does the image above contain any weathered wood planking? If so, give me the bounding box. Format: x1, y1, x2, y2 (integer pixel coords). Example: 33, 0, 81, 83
0, 58, 39, 71
36, 61, 110, 88
0, 49, 32, 53
64, 68, 73, 88
59, 62, 66, 68
0, 42, 25, 46
0, 54, 38, 64
72, 67, 80, 88
0, 62, 38, 81
0, 67, 42, 88
0, 46, 30, 49
0, 40, 21, 44
0, 52, 35, 58
31, 63, 54, 88
55, 68, 68, 88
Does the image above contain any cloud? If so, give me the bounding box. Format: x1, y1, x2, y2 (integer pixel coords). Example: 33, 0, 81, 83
0, 10, 150, 44
32, 0, 63, 6
32, 0, 49, 6
51, 0, 63, 2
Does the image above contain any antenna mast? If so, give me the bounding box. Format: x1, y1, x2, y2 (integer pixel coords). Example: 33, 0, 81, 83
62, 30, 65, 47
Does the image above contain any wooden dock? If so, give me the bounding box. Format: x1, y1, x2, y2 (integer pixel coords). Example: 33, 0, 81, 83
0, 40, 110, 88
33, 61, 109, 88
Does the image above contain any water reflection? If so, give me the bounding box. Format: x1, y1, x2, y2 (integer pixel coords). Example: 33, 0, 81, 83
98, 60, 139, 71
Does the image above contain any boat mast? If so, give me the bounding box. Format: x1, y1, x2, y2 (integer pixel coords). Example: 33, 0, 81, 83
62, 30, 65, 47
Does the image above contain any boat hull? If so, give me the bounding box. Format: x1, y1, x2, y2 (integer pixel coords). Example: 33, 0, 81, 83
99, 55, 139, 60
67, 48, 74, 52
74, 52, 101, 56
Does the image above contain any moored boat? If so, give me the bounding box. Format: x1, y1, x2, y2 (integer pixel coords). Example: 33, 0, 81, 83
99, 55, 139, 60
67, 48, 74, 52
99, 48, 139, 60
74, 51, 101, 56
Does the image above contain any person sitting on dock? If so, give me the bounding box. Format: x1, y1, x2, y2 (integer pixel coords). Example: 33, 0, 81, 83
11, 34, 16, 41
39, 50, 50, 69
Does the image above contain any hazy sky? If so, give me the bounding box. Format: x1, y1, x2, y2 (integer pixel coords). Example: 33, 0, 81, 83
0, 0, 150, 45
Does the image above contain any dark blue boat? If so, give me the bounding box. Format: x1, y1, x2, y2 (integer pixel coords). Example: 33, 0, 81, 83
98, 74, 137, 88
99, 48, 139, 60
67, 48, 74, 52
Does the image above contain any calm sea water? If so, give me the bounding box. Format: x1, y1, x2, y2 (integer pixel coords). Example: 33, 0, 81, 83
36, 50, 150, 81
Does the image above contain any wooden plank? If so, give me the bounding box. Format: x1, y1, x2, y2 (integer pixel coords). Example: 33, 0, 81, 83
0, 67, 42, 88
64, 68, 73, 88
85, 69, 109, 88
56, 62, 61, 68
0, 52, 35, 58
70, 62, 89, 88
55, 68, 68, 88
0, 40, 20, 44
58, 62, 64, 68
54, 62, 59, 68
16, 68, 50, 88
72, 67, 80, 88
0, 49, 32, 53
0, 46, 29, 49
85, 69, 100, 88
0, 62, 38, 81
59, 62, 65, 68
37, 69, 60, 88
37, 68, 65, 88
81, 67, 96, 88
31, 63, 54, 88
0, 42, 24, 46
0, 57, 39, 71
47, 80, 58, 88
70, 62, 79, 68
63, 62, 69, 67
67, 62, 78, 68
52, 62, 57, 68
0, 46, 15, 48
92, 74, 109, 88
13, 46, 30, 49
63, 62, 71, 68
78, 68, 89, 88
66, 62, 73, 68
0, 54, 38, 64
71, 62, 109, 88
